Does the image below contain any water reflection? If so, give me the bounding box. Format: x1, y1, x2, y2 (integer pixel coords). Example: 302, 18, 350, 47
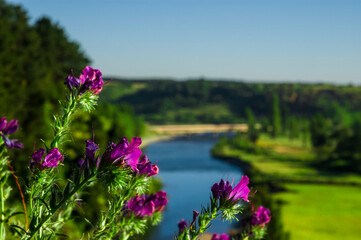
145, 134, 243, 240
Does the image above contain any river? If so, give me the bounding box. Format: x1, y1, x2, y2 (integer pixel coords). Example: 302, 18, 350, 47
144, 134, 244, 240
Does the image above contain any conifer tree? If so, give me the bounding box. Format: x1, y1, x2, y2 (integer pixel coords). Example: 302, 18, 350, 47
246, 107, 259, 143
271, 94, 281, 138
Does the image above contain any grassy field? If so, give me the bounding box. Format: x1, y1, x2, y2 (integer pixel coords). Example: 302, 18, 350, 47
212, 134, 361, 240
215, 135, 361, 185
275, 184, 361, 240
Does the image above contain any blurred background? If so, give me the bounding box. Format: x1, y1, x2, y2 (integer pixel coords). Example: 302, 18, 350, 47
1, 0, 361, 239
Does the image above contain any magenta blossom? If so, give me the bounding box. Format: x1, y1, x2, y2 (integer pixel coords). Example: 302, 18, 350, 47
79, 66, 104, 95
0, 117, 19, 135
136, 155, 159, 177
229, 175, 250, 202
100, 137, 142, 170
65, 66, 104, 95
177, 219, 188, 234
251, 206, 271, 228
42, 148, 64, 167
211, 179, 232, 200
0, 117, 23, 149
148, 191, 168, 212
30, 148, 45, 170
123, 191, 168, 217
211, 175, 250, 202
124, 195, 155, 217
211, 233, 230, 240
30, 148, 64, 170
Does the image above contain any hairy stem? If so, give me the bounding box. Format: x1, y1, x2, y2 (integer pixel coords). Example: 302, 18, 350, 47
190, 207, 219, 240
92, 178, 137, 239
0, 153, 7, 240
50, 93, 77, 149
27, 172, 95, 239
1, 181, 5, 240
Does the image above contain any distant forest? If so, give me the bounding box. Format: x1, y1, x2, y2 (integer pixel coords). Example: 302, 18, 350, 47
102, 78, 361, 125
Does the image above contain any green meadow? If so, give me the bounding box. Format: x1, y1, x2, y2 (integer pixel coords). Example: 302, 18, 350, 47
275, 184, 361, 240
212, 134, 361, 240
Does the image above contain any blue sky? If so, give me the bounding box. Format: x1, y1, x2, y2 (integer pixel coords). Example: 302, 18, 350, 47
9, 0, 361, 83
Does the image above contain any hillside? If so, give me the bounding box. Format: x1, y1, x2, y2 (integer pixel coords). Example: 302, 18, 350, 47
101, 78, 361, 124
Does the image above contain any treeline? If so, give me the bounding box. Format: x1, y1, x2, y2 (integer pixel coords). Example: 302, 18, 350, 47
0, 0, 144, 173
243, 94, 361, 174
103, 78, 361, 124
309, 113, 361, 174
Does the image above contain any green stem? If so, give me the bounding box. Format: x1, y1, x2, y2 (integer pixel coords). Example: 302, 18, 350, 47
50, 93, 78, 149
92, 178, 137, 239
27, 172, 95, 239
190, 207, 219, 240
1, 182, 5, 240
0, 153, 7, 240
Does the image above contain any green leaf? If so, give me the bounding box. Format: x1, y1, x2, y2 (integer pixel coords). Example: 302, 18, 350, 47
6, 211, 24, 220
10, 224, 27, 233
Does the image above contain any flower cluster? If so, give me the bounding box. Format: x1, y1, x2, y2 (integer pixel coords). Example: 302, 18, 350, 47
135, 155, 159, 177
64, 66, 104, 95
30, 147, 64, 171
211, 175, 250, 203
251, 206, 271, 228
2, 65, 272, 240
0, 117, 23, 149
101, 137, 142, 168
123, 191, 168, 217
99, 137, 158, 176
211, 233, 230, 240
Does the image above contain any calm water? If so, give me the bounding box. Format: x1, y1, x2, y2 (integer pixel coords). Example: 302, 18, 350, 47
145, 135, 244, 240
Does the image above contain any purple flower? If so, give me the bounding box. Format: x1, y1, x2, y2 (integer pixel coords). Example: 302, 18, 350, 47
211, 233, 230, 240
211, 179, 232, 200
0, 119, 19, 135
64, 75, 80, 91
77, 158, 86, 168
42, 148, 64, 168
251, 206, 271, 228
30, 147, 45, 170
0, 117, 22, 149
78, 140, 100, 169
148, 191, 168, 212
123, 191, 167, 218
229, 175, 250, 202
211, 176, 250, 202
190, 210, 199, 228
177, 219, 188, 234
136, 155, 159, 177
124, 195, 155, 217
85, 140, 99, 160
1, 135, 23, 149
100, 137, 142, 170
78, 66, 104, 95
30, 148, 63, 170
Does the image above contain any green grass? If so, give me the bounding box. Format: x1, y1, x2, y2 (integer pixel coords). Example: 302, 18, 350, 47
213, 134, 361, 239
258, 134, 310, 149
275, 184, 361, 240
215, 134, 361, 184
